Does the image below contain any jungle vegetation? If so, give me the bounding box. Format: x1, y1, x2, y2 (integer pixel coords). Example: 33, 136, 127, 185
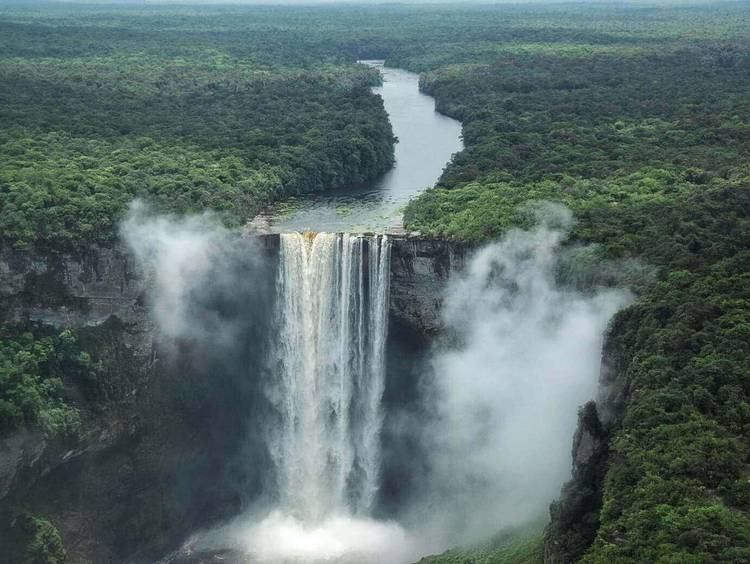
0, 13, 395, 251
1, 2, 750, 563
396, 4, 750, 564
0, 327, 95, 436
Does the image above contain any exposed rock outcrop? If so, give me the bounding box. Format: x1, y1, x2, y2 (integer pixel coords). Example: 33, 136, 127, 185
0, 240, 278, 562
0, 243, 151, 332
545, 401, 609, 564
0, 244, 154, 502
544, 327, 631, 563
0, 429, 46, 502
0, 235, 470, 562
389, 236, 471, 336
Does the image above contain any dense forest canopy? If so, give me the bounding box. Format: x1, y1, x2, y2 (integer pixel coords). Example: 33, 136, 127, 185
1, 2, 750, 563
0, 9, 397, 250
2, 2, 748, 251
394, 4, 750, 564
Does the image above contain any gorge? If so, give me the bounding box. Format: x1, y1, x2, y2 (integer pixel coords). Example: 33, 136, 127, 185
4, 4, 750, 563
1, 63, 624, 564
0, 63, 470, 562
0, 226, 470, 563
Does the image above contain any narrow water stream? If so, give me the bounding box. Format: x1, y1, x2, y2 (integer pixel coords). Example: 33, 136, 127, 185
254, 62, 463, 233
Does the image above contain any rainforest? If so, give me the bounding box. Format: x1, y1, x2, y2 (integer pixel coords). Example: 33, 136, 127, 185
1, 2, 750, 564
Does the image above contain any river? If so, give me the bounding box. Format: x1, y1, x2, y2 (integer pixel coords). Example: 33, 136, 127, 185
163, 63, 463, 564
253, 62, 463, 233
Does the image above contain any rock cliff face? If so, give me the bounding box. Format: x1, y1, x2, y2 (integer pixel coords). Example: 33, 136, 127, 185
382, 236, 472, 513
0, 244, 151, 332
0, 244, 154, 499
388, 236, 471, 335
0, 244, 166, 561
544, 328, 631, 563
0, 235, 471, 562
0, 240, 279, 562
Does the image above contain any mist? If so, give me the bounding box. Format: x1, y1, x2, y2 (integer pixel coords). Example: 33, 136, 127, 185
120, 200, 276, 351
409, 204, 632, 549
121, 200, 232, 341
119, 202, 630, 562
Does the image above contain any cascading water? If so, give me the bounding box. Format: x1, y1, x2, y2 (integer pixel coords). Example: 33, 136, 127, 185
267, 232, 392, 522
165, 230, 415, 564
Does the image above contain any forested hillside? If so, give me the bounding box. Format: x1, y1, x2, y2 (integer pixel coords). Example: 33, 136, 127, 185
0, 11, 395, 251
2, 3, 750, 563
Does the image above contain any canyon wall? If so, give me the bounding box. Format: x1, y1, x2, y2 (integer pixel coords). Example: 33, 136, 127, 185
0, 241, 270, 562
0, 235, 470, 562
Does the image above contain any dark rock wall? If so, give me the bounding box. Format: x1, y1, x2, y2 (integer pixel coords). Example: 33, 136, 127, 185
0, 235, 470, 561
0, 244, 152, 333
0, 241, 277, 563
380, 236, 470, 515
544, 327, 631, 564
388, 236, 471, 337
0, 244, 154, 502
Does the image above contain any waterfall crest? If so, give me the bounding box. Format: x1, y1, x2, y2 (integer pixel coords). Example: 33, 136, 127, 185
268, 232, 391, 521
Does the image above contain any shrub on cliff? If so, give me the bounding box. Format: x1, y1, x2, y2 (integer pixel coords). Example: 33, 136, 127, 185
0, 327, 95, 436
18, 514, 66, 564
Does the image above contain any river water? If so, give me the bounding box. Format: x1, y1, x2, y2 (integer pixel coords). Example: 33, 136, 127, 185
253, 63, 463, 233
162, 64, 464, 564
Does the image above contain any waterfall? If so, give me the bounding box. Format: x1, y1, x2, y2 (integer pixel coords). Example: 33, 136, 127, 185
267, 232, 391, 522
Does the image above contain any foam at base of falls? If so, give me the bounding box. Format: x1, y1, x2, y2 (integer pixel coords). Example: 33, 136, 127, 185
231, 510, 419, 563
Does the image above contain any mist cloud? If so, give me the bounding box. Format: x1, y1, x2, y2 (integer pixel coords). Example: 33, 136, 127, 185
415, 204, 631, 547
119, 199, 274, 353
120, 200, 234, 341
126, 201, 632, 562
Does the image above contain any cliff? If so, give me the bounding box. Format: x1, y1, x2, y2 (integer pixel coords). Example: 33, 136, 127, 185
0, 244, 151, 332
544, 327, 631, 563
0, 234, 471, 562
0, 244, 154, 498
0, 240, 270, 562
389, 236, 471, 335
